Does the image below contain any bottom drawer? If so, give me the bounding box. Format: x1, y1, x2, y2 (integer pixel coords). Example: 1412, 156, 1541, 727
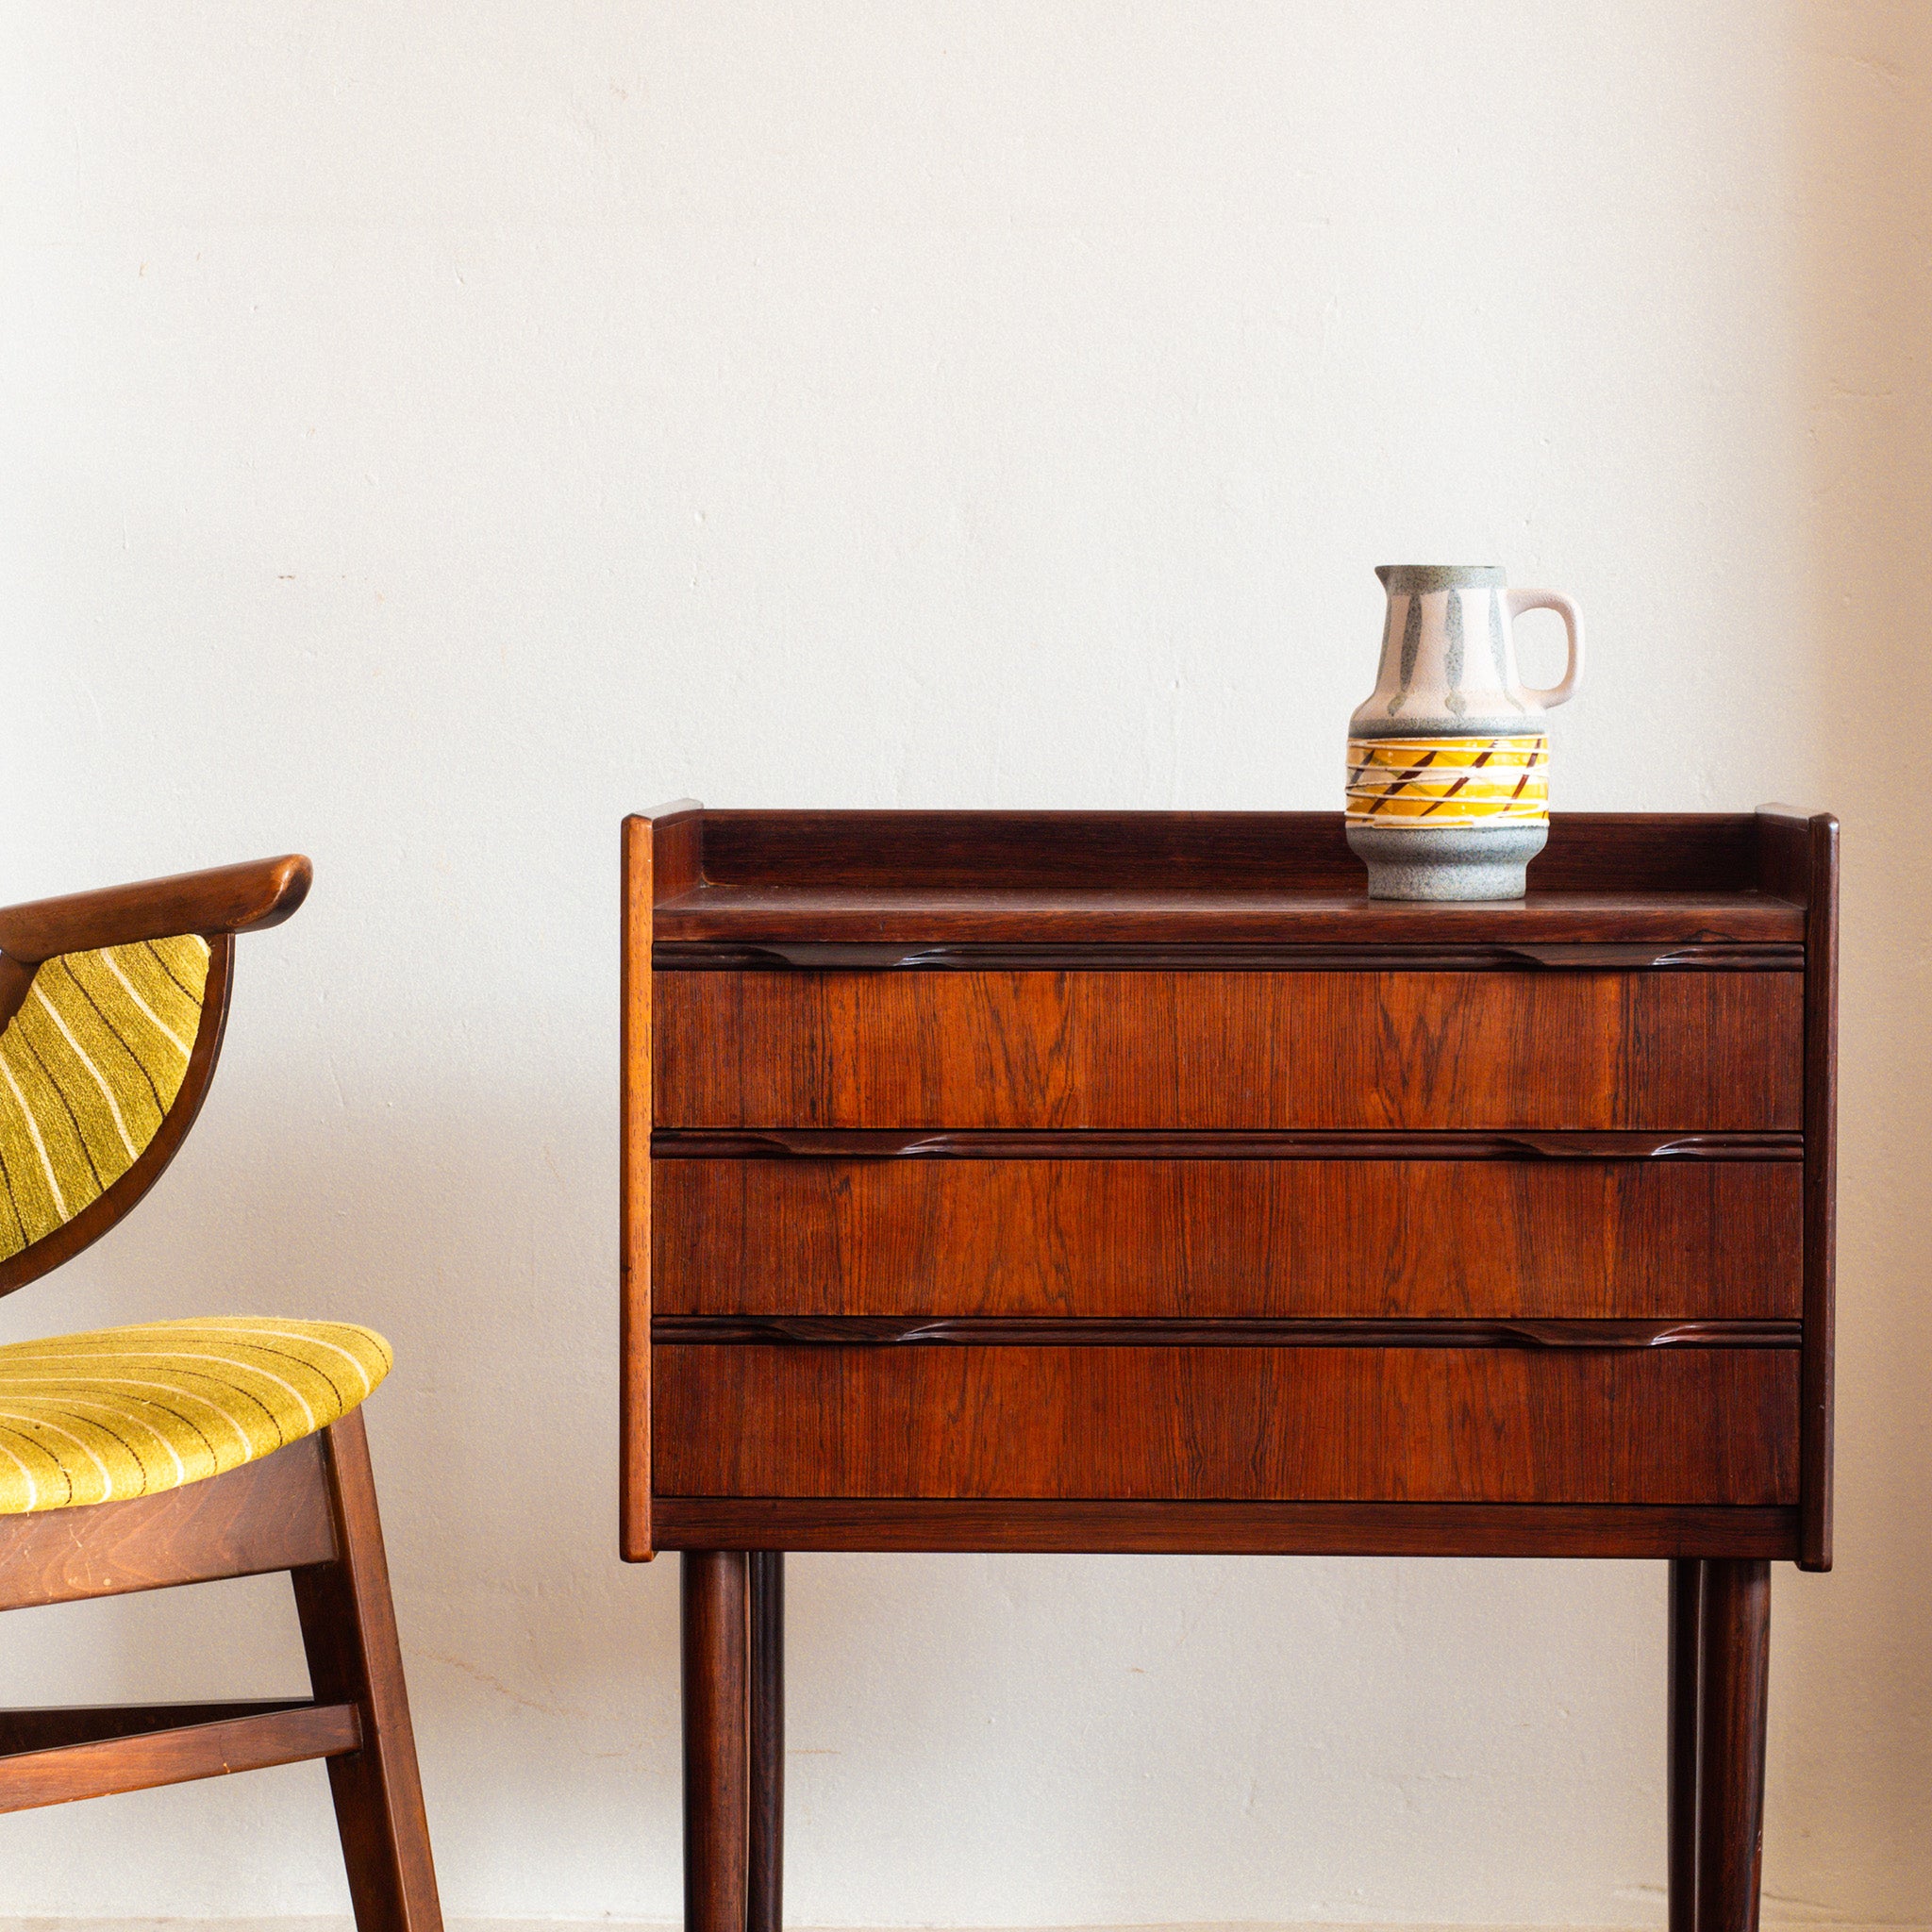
653, 1344, 1798, 1506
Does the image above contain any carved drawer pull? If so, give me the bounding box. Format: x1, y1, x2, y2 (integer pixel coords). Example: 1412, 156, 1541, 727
653, 1313, 1803, 1352
655, 940, 1804, 972
651, 1128, 1803, 1162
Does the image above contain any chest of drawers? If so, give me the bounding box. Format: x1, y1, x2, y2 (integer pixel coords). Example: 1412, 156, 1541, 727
621, 805, 1836, 1932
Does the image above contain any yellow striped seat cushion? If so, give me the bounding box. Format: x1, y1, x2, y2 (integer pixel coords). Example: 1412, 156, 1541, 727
0, 936, 211, 1260
0, 1317, 392, 1515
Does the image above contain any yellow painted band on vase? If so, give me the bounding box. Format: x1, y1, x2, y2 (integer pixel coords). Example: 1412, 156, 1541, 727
1345, 734, 1550, 829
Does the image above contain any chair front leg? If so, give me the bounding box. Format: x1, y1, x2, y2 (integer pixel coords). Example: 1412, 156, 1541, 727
293, 1410, 443, 1932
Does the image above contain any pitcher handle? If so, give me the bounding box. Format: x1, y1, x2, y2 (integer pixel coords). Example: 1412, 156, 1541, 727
1507, 589, 1585, 708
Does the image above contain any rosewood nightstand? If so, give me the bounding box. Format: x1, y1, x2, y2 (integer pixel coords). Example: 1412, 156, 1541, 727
621, 806, 1836, 1932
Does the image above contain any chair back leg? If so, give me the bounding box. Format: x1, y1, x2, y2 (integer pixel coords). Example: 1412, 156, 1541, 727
294, 1409, 443, 1932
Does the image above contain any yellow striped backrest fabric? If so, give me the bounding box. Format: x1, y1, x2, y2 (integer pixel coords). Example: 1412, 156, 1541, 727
0, 937, 211, 1261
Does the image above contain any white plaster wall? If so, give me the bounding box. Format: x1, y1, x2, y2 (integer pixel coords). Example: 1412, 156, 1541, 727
0, 2, 1926, 1923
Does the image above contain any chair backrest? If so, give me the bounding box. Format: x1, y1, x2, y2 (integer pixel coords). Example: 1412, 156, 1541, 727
0, 856, 309, 1300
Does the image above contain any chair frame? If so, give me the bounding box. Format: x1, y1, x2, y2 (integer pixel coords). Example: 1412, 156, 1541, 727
0, 857, 441, 1932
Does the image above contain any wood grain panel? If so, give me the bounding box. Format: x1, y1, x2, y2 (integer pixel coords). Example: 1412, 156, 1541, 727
651, 1497, 1801, 1559
691, 809, 1762, 894
648, 810, 1807, 947
653, 1344, 1798, 1505
0, 1436, 335, 1612
653, 1158, 1801, 1321
654, 971, 1802, 1131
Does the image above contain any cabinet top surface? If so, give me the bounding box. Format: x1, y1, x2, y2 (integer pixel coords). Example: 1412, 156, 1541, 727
643, 809, 1814, 948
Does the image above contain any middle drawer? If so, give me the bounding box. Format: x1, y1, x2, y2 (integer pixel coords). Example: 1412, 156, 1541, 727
653, 1156, 1802, 1322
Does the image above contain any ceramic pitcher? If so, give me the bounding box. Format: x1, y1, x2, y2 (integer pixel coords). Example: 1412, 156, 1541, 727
1345, 565, 1585, 900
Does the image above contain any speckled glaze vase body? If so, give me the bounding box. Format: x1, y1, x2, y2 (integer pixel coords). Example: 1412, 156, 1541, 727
1346, 565, 1585, 900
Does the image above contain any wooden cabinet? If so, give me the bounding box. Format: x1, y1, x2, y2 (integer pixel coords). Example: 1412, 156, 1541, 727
622, 805, 1837, 1932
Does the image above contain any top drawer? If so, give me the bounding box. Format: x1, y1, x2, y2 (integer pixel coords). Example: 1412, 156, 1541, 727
654, 969, 1803, 1131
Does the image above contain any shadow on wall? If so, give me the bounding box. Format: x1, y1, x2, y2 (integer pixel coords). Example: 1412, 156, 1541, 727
1774, 4, 1932, 1908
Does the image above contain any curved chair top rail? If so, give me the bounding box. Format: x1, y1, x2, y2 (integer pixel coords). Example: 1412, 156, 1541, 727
0, 855, 310, 967
0, 855, 311, 1301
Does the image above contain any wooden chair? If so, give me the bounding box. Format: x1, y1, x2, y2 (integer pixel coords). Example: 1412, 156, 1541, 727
0, 856, 441, 1932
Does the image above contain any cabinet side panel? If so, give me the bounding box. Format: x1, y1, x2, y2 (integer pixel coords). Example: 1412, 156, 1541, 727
1801, 814, 1840, 1568
620, 816, 654, 1558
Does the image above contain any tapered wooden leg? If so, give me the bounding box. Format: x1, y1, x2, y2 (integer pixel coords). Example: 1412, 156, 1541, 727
683, 1551, 750, 1932
749, 1551, 785, 1932
1694, 1559, 1772, 1932
1668, 1559, 1705, 1932
292, 1412, 443, 1932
